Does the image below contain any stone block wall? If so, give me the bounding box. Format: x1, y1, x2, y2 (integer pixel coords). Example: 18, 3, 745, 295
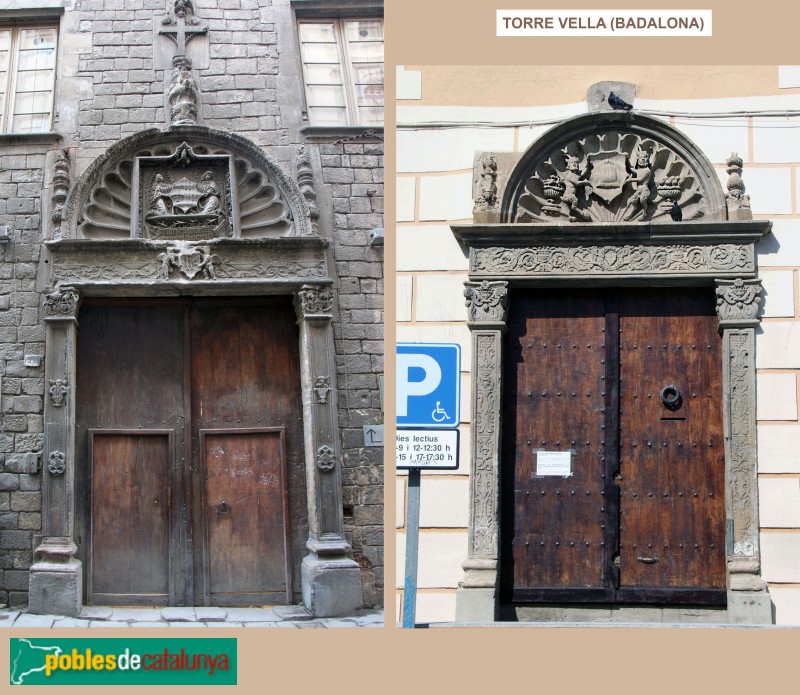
0, 150, 47, 608
396, 68, 800, 624
0, 0, 383, 609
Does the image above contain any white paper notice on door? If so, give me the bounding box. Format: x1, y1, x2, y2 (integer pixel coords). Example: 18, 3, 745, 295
535, 450, 572, 476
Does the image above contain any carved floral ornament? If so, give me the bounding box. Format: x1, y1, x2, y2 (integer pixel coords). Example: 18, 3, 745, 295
511, 130, 710, 224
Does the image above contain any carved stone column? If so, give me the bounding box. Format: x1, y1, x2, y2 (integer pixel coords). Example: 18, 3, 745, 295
715, 278, 772, 624
294, 284, 362, 617
29, 288, 82, 616
456, 281, 509, 622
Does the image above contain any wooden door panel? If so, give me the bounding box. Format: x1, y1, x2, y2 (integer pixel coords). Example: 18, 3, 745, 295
503, 290, 609, 598
90, 431, 171, 602
190, 301, 301, 604
203, 429, 289, 603
76, 304, 185, 605
503, 287, 726, 605
618, 289, 726, 596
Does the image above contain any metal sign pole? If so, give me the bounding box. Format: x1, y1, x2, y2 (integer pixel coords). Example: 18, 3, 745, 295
401, 467, 421, 628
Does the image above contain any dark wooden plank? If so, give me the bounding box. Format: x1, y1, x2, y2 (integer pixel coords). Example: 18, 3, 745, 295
617, 288, 726, 596
501, 289, 608, 595
90, 432, 171, 599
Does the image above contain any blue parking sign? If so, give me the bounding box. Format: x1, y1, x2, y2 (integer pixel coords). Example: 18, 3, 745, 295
396, 343, 461, 428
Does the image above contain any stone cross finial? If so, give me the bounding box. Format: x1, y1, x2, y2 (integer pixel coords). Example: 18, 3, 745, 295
159, 0, 207, 56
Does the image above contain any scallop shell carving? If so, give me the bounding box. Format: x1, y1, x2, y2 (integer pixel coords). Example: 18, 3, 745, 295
515, 131, 707, 224
78, 143, 294, 239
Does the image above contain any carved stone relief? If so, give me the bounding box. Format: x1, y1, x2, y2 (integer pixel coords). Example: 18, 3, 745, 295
136, 142, 232, 241
69, 128, 302, 240
47, 239, 328, 286
464, 281, 509, 322
43, 288, 81, 318
47, 451, 66, 476
168, 56, 201, 126
156, 242, 217, 280
471, 244, 752, 277
725, 152, 752, 221
296, 285, 334, 316
471, 332, 502, 558
514, 131, 708, 223
50, 149, 71, 239
716, 278, 762, 325
49, 379, 68, 407
316, 445, 336, 472
473, 154, 498, 213
156, 0, 209, 71
296, 146, 320, 235
314, 376, 332, 404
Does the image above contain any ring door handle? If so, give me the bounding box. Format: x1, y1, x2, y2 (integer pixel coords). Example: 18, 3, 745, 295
660, 385, 682, 411
216, 499, 231, 518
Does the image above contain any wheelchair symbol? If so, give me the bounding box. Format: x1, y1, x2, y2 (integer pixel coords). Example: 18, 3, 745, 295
431, 401, 450, 423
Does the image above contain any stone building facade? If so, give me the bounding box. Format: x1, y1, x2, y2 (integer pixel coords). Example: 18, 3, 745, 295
397, 65, 800, 625
0, 0, 383, 617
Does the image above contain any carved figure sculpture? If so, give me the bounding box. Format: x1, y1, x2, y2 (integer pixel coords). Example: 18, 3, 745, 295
168, 56, 200, 126
623, 147, 653, 221
473, 154, 498, 211
196, 171, 221, 218
149, 174, 173, 216
561, 154, 592, 222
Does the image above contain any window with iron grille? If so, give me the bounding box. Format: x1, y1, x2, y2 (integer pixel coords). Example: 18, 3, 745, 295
297, 18, 383, 127
0, 25, 57, 133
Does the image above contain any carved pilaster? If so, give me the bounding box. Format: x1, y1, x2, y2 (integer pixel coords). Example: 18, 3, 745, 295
293, 282, 361, 615
457, 282, 509, 622
296, 145, 320, 235
716, 277, 766, 594
30, 287, 82, 616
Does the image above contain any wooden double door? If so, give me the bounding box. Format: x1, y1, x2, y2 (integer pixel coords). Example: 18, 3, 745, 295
501, 287, 726, 605
75, 298, 303, 606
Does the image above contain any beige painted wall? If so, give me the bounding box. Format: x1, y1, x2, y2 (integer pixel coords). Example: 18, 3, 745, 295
396, 65, 800, 625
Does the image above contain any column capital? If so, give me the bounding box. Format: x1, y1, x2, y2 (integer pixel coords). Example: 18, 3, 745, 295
715, 278, 762, 329
464, 280, 509, 324
294, 283, 334, 320
43, 286, 81, 321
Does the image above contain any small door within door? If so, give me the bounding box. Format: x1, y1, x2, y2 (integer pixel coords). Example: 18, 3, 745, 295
76, 298, 301, 606
501, 287, 726, 605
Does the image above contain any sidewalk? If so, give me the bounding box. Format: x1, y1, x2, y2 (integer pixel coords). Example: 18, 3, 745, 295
0, 606, 383, 629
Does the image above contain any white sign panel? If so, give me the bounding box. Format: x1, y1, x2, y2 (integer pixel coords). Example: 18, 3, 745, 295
535, 450, 572, 477
396, 429, 459, 470
363, 425, 384, 447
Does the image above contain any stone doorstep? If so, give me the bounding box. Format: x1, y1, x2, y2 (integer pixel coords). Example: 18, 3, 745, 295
1, 607, 381, 627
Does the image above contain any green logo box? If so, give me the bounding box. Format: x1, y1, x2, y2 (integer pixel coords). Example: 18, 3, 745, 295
10, 638, 237, 686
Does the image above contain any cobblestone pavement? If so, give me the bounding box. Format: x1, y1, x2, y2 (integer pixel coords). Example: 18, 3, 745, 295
0, 606, 383, 629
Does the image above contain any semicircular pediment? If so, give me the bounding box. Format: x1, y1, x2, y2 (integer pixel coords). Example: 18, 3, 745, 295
501, 113, 728, 224
62, 126, 313, 240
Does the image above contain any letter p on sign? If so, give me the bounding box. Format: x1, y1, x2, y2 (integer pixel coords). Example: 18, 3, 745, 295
396, 343, 460, 428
